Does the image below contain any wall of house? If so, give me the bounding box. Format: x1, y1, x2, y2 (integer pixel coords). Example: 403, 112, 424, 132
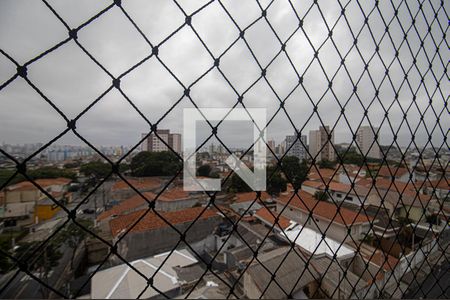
397, 206, 426, 223
116, 216, 221, 261
365, 193, 395, 215
6, 190, 40, 203
34, 205, 60, 223
302, 185, 318, 195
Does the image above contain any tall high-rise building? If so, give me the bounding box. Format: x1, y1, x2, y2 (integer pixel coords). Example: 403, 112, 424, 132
285, 134, 308, 161
169, 133, 182, 155
309, 125, 335, 162
267, 139, 276, 152
141, 130, 182, 154
356, 126, 380, 159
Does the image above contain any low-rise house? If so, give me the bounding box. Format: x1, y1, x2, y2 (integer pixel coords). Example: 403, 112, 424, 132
243, 247, 319, 299
373, 166, 411, 182
302, 180, 370, 206
254, 207, 291, 232
91, 249, 201, 299
229, 192, 273, 216
361, 178, 438, 223
308, 168, 340, 184
421, 177, 449, 200
277, 191, 374, 243
336, 164, 366, 184
98, 188, 207, 224
111, 177, 164, 201
284, 222, 355, 260
110, 206, 221, 260
3, 178, 71, 204
34, 197, 61, 223
1, 179, 71, 227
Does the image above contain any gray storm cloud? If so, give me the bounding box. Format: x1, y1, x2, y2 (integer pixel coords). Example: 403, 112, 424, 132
0, 0, 448, 151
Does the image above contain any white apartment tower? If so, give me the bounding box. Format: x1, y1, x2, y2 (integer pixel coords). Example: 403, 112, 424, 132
356, 126, 381, 159
309, 126, 335, 162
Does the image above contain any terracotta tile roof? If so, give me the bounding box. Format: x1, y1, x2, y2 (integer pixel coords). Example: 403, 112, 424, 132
277, 191, 372, 226
302, 180, 324, 189
308, 168, 339, 183
98, 188, 196, 221
357, 178, 432, 202
111, 177, 162, 191
422, 178, 450, 190
235, 192, 272, 203
254, 207, 290, 229
7, 178, 71, 191
364, 250, 399, 272
376, 166, 409, 178
159, 188, 190, 200
109, 206, 219, 237
97, 192, 155, 221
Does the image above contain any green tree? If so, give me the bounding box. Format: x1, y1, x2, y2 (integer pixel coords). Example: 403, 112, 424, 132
281, 156, 308, 189
197, 164, 212, 177
318, 159, 336, 169
130, 151, 181, 177
80, 161, 112, 179
267, 167, 287, 195
227, 173, 252, 193
314, 190, 329, 201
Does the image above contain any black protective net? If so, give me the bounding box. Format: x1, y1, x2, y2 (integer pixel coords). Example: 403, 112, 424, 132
0, 0, 448, 298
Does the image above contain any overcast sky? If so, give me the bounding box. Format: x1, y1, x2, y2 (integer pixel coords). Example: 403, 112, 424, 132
0, 0, 448, 151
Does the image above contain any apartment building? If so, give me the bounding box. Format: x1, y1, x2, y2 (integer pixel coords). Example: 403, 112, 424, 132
356, 126, 381, 159
285, 134, 308, 161
309, 126, 335, 162
141, 129, 182, 154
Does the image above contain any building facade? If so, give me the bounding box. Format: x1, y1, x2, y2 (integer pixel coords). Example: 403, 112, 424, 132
309, 125, 335, 162
356, 126, 381, 159
285, 134, 308, 161
141, 130, 182, 154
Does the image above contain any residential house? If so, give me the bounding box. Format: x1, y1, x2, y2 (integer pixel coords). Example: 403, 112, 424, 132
373, 166, 411, 183
421, 177, 449, 200
277, 191, 374, 243
360, 178, 438, 223
110, 177, 164, 201
302, 180, 370, 206
109, 206, 221, 260
98, 188, 207, 224
1, 178, 71, 227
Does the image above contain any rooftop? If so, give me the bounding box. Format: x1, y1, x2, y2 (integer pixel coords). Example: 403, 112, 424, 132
91, 249, 197, 299
111, 177, 163, 192
6, 178, 71, 191
282, 223, 355, 259
277, 191, 372, 226
109, 206, 219, 237
308, 168, 339, 183
254, 207, 291, 230
245, 247, 318, 299
234, 192, 273, 203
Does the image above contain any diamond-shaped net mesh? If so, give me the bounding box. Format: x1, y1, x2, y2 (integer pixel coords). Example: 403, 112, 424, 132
0, 0, 448, 298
